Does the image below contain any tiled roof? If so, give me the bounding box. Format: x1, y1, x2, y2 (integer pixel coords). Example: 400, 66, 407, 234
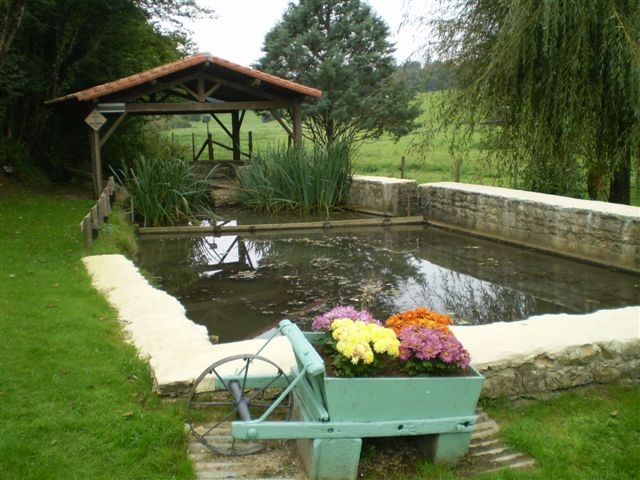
46, 53, 321, 105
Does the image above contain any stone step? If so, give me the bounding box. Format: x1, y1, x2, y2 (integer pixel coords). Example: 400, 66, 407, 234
188, 409, 535, 479
460, 409, 535, 477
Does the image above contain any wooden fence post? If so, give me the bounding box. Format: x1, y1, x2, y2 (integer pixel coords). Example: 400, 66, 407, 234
80, 175, 115, 249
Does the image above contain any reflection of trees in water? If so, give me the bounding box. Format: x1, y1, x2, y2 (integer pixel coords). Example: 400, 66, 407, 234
243, 232, 424, 321
138, 234, 256, 294
138, 227, 630, 332
418, 267, 539, 325
139, 230, 542, 325
138, 237, 211, 293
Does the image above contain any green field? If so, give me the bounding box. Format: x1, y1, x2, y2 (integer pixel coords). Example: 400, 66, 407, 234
155, 96, 639, 206
156, 94, 500, 186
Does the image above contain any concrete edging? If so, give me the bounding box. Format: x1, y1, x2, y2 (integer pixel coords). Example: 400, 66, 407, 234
83, 254, 640, 398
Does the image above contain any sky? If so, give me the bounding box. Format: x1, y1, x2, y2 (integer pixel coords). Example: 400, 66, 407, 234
188, 0, 437, 67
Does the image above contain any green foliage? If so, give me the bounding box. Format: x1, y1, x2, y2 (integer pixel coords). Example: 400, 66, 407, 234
428, 0, 640, 204
113, 149, 218, 227
257, 0, 421, 145
90, 204, 139, 259
0, 0, 202, 181
480, 385, 640, 480
0, 197, 194, 479
237, 141, 352, 214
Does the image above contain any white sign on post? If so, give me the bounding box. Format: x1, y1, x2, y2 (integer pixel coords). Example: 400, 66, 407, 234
85, 109, 107, 131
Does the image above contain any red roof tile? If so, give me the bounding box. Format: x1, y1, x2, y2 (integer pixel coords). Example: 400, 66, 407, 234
46, 53, 321, 105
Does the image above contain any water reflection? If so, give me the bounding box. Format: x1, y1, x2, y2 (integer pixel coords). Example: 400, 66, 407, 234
137, 226, 640, 341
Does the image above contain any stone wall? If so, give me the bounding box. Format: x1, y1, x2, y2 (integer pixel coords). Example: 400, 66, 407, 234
478, 340, 640, 399
451, 307, 640, 399
348, 175, 418, 216
419, 182, 640, 273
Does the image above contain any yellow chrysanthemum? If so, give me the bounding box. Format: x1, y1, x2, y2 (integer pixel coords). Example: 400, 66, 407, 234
330, 318, 399, 364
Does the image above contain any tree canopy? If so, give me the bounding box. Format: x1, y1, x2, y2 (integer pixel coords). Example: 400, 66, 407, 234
428, 0, 640, 203
0, 0, 210, 181
257, 0, 421, 146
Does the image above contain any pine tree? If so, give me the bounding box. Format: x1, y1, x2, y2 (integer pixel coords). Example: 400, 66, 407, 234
257, 0, 421, 146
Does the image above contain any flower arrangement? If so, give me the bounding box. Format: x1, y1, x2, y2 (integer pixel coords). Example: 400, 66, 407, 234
312, 305, 471, 377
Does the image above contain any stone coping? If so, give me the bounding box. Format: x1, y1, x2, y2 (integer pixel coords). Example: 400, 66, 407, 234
424, 182, 640, 217
450, 308, 639, 369
83, 254, 639, 396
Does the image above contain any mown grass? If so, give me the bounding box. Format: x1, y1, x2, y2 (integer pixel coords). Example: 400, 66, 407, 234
0, 189, 194, 480
409, 384, 640, 480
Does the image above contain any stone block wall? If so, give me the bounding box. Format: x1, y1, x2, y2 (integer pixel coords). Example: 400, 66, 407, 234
419, 182, 640, 273
478, 340, 640, 399
348, 175, 418, 216
451, 307, 640, 399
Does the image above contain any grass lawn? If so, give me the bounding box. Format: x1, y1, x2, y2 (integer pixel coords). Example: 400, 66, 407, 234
1, 179, 638, 479
0, 183, 194, 480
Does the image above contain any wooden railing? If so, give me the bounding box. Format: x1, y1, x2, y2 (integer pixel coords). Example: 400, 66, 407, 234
81, 176, 116, 248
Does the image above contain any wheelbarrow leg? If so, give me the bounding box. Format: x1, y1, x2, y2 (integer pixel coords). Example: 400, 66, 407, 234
418, 432, 473, 464
296, 438, 362, 480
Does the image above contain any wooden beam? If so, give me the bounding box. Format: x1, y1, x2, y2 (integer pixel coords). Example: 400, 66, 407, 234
99, 112, 127, 147
269, 109, 293, 137
124, 100, 293, 114
89, 130, 102, 199
204, 73, 282, 101
197, 75, 206, 101
118, 72, 201, 101
204, 83, 222, 98
211, 114, 233, 138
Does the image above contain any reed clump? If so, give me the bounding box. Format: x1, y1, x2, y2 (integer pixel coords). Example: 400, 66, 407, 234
113, 152, 217, 227
237, 141, 352, 214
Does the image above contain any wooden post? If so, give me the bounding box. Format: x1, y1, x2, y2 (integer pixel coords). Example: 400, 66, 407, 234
207, 133, 214, 160
89, 130, 102, 199
232, 110, 241, 160
292, 102, 302, 148
400, 156, 405, 179
81, 214, 93, 249
248, 131, 253, 159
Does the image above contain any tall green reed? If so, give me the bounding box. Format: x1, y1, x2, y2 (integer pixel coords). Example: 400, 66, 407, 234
113, 152, 218, 227
237, 140, 353, 214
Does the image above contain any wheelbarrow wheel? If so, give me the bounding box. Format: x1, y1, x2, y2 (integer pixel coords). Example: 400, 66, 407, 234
186, 353, 292, 456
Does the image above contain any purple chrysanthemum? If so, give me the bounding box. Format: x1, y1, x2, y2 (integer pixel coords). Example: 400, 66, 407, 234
312, 305, 380, 332
398, 325, 470, 370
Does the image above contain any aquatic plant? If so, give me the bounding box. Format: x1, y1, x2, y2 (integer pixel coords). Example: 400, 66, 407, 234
113, 153, 218, 227
237, 140, 352, 214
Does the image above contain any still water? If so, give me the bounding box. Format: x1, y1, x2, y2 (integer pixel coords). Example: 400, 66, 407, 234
137, 225, 640, 342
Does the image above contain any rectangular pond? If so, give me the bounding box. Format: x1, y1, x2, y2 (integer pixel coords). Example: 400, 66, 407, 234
137, 224, 640, 342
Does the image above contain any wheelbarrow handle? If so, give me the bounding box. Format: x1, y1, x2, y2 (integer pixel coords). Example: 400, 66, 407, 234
279, 320, 326, 376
